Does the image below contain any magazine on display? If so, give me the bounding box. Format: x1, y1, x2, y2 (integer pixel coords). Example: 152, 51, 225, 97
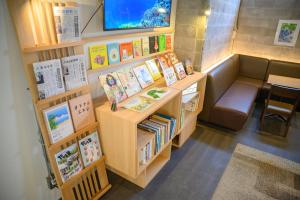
145, 59, 162, 80
89, 45, 109, 69
117, 68, 142, 97
120, 42, 134, 61
174, 62, 187, 80
107, 43, 120, 65
79, 131, 102, 167
133, 64, 154, 88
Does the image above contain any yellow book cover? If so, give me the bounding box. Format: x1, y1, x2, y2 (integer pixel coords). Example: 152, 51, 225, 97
133, 39, 143, 58
89, 45, 108, 69
145, 59, 162, 80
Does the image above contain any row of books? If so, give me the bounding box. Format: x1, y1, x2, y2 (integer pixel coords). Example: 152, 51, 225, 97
55, 131, 102, 183
139, 141, 153, 165
89, 34, 172, 70
33, 55, 87, 100
138, 113, 176, 155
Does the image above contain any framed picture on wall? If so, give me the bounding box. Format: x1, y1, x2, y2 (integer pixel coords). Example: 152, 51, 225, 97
274, 20, 300, 47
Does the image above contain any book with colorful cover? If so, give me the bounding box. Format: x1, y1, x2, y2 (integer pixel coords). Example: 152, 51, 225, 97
61, 55, 88, 91
120, 42, 133, 61
157, 54, 173, 71
133, 39, 143, 58
133, 64, 154, 88
33, 59, 65, 100
141, 87, 170, 100
149, 36, 159, 54
123, 97, 154, 112
167, 52, 179, 65
174, 62, 187, 80
157, 54, 177, 86
43, 102, 74, 144
55, 143, 82, 182
69, 93, 95, 131
79, 131, 102, 167
107, 43, 120, 65
166, 34, 172, 51
117, 68, 141, 97
145, 59, 162, 80
89, 45, 108, 69
142, 37, 150, 56
158, 35, 166, 52
99, 72, 127, 103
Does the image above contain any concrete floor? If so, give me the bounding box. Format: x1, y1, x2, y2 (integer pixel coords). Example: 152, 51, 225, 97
101, 104, 300, 200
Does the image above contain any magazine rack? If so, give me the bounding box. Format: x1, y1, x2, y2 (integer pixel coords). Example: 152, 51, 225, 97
7, 1, 111, 199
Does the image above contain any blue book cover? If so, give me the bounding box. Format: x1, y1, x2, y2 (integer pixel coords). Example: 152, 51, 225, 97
107, 43, 120, 65
155, 113, 176, 138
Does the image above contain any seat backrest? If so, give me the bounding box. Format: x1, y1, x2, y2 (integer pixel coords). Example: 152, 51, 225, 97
239, 55, 269, 80
269, 85, 300, 100
267, 60, 300, 79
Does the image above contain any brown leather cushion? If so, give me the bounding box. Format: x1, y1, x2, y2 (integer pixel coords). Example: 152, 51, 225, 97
209, 82, 258, 131
239, 55, 269, 80
236, 76, 264, 89
267, 60, 300, 79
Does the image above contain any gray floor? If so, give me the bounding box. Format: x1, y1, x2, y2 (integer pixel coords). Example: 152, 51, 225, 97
101, 104, 300, 200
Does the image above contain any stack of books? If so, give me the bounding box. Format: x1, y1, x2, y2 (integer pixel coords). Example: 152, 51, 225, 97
138, 113, 176, 155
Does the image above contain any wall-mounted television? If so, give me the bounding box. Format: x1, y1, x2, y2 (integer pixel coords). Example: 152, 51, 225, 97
104, 0, 172, 31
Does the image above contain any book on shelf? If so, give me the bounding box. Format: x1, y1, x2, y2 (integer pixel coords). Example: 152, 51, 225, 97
184, 59, 194, 75
166, 34, 172, 51
141, 87, 170, 101
55, 143, 83, 182
53, 6, 80, 43
33, 59, 65, 100
123, 97, 154, 112
174, 62, 187, 80
107, 43, 120, 65
142, 37, 150, 56
180, 107, 185, 128
79, 131, 102, 167
184, 93, 200, 112
158, 35, 166, 52
61, 55, 88, 91
149, 36, 159, 54
120, 42, 134, 61
157, 54, 177, 86
133, 39, 143, 58
117, 67, 142, 97
145, 59, 162, 80
68, 93, 95, 131
99, 72, 127, 103
133, 64, 154, 89
182, 92, 199, 104
139, 141, 152, 165
153, 113, 176, 139
43, 102, 74, 144
167, 52, 179, 65
182, 83, 198, 96
89, 45, 109, 69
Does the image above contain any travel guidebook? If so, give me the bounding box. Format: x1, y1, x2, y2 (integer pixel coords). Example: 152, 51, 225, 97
117, 68, 142, 97
107, 43, 120, 65
61, 55, 88, 91
79, 131, 102, 167
145, 59, 162, 80
142, 37, 150, 56
123, 97, 154, 112
120, 42, 134, 61
133, 39, 143, 58
69, 93, 95, 131
133, 64, 154, 88
174, 62, 187, 80
33, 59, 65, 100
141, 87, 169, 100
149, 36, 159, 54
99, 72, 127, 103
89, 45, 108, 69
43, 102, 74, 144
55, 143, 82, 182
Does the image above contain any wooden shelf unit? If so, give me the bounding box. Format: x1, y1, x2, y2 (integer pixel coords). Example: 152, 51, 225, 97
96, 72, 206, 188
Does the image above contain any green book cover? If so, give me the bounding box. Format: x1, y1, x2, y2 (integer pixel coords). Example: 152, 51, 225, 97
158, 35, 166, 52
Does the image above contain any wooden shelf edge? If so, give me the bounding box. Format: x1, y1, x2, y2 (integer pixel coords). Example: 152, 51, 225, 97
23, 40, 84, 53
91, 184, 112, 200
87, 50, 172, 74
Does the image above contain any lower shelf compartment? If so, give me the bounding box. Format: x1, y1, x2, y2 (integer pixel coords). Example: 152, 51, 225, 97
173, 114, 197, 148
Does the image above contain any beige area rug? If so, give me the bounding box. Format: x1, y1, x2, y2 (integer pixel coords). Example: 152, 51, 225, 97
212, 144, 300, 200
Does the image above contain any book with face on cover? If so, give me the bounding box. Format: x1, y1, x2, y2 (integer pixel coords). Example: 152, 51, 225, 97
120, 42, 133, 61
123, 97, 154, 112
43, 102, 74, 144
141, 87, 170, 100
61, 55, 88, 91
107, 43, 120, 65
174, 62, 187, 80
149, 36, 159, 54
142, 37, 150, 56
33, 59, 65, 100
89, 45, 109, 69
99, 72, 127, 103
79, 131, 102, 167
145, 59, 162, 80
133, 64, 154, 89
117, 68, 142, 97
133, 39, 143, 58
69, 94, 95, 131
55, 143, 82, 182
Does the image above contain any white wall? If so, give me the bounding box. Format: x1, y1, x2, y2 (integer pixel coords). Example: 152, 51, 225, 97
0, 0, 60, 199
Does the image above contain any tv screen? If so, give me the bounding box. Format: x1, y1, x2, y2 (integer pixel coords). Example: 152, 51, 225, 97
104, 0, 172, 31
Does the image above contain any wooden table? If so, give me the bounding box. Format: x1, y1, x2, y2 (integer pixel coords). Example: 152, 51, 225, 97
267, 74, 300, 89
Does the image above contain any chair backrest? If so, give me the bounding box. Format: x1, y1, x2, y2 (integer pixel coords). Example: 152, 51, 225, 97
268, 84, 300, 107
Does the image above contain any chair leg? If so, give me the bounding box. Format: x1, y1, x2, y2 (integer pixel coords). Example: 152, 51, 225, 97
284, 116, 292, 137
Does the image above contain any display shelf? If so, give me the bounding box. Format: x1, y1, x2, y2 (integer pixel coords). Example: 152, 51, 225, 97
87, 50, 172, 74
23, 40, 84, 53
169, 72, 206, 91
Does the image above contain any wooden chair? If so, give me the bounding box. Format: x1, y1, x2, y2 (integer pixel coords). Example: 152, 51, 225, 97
260, 84, 300, 137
